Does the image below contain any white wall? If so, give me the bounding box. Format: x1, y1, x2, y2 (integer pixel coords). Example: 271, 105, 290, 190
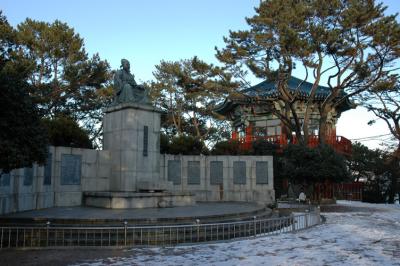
0, 146, 111, 215
0, 147, 275, 215
160, 155, 275, 204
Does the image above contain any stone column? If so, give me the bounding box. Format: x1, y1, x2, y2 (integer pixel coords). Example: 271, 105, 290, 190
103, 103, 165, 192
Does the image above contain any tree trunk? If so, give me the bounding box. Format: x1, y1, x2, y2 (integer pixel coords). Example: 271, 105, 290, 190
303, 118, 309, 146
387, 158, 396, 204
38, 56, 45, 85
388, 145, 400, 203
288, 103, 304, 145
319, 108, 329, 144
304, 53, 323, 146
283, 104, 293, 143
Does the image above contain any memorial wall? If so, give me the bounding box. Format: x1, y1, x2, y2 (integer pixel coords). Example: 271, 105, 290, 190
0, 146, 274, 215
161, 155, 274, 203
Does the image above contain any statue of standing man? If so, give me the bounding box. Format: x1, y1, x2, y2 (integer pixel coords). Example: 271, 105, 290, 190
113, 59, 148, 105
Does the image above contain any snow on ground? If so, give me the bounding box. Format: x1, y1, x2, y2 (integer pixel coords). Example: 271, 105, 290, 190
74, 201, 400, 266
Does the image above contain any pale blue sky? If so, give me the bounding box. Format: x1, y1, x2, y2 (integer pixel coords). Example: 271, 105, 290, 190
2, 0, 259, 82
2, 0, 399, 149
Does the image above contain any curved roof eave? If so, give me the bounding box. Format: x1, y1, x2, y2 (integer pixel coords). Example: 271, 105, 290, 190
213, 76, 356, 116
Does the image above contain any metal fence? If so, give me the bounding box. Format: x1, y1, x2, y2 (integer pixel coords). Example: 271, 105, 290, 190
0, 208, 320, 249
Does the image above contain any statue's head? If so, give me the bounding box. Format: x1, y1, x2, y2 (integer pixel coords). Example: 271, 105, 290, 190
121, 59, 130, 70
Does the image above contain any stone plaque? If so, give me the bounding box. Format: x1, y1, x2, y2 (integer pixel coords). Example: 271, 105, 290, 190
23, 167, 33, 186
43, 153, 52, 185
1, 199, 6, 214
210, 161, 223, 185
168, 160, 181, 185
233, 161, 246, 184
187, 161, 200, 185
256, 161, 269, 184
1, 173, 10, 186
143, 126, 148, 157
61, 154, 82, 185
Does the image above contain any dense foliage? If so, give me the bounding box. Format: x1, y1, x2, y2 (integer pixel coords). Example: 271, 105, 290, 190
160, 135, 207, 155
42, 116, 93, 149
15, 18, 113, 147
210, 139, 279, 156
348, 142, 385, 182
251, 139, 280, 156
348, 142, 399, 203
210, 140, 242, 155
281, 144, 350, 184
0, 12, 48, 173
361, 83, 400, 202
149, 57, 237, 144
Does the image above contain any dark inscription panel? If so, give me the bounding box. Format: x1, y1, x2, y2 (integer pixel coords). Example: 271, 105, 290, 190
23, 167, 33, 186
1, 199, 6, 214
143, 126, 148, 157
61, 154, 82, 185
233, 161, 246, 184
1, 173, 10, 186
256, 161, 269, 184
187, 161, 200, 185
44, 153, 52, 185
168, 160, 181, 185
210, 161, 223, 185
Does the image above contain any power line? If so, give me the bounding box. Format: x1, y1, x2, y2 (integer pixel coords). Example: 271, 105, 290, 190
356, 138, 393, 142
350, 133, 392, 141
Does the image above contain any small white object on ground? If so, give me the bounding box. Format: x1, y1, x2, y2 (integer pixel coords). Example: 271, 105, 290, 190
298, 192, 306, 202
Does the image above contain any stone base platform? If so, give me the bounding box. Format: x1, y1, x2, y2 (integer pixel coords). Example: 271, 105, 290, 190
0, 202, 271, 225
83, 191, 195, 209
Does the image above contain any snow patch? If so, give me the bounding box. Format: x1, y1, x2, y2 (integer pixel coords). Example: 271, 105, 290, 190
70, 201, 400, 266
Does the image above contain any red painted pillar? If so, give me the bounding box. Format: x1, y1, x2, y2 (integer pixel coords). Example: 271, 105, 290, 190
281, 133, 287, 145
245, 126, 252, 150
232, 130, 238, 140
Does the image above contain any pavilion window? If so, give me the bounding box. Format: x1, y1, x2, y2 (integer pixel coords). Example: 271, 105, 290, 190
267, 126, 277, 136
236, 126, 246, 138
254, 127, 267, 137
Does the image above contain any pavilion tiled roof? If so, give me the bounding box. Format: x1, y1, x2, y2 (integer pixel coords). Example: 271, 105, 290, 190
214, 76, 354, 116
241, 76, 334, 99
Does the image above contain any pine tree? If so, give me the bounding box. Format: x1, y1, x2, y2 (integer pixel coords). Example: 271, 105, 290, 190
362, 83, 400, 203
149, 57, 239, 143
0, 12, 48, 174
16, 18, 113, 147
217, 0, 400, 145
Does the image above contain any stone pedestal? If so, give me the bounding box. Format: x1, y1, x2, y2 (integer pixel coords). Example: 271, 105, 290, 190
102, 103, 171, 192
84, 102, 196, 209
83, 191, 195, 209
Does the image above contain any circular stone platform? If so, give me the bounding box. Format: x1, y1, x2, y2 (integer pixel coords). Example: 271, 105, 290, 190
0, 202, 271, 226
83, 191, 195, 209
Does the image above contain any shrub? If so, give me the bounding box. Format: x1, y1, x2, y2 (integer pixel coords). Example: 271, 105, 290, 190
0, 64, 49, 172
362, 189, 386, 203
42, 116, 93, 149
160, 133, 170, 154
251, 139, 280, 155
166, 135, 206, 155
281, 144, 349, 184
211, 140, 241, 155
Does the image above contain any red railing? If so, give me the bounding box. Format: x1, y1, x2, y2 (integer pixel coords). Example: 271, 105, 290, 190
282, 181, 363, 201
334, 182, 364, 201
312, 182, 363, 201
234, 133, 352, 156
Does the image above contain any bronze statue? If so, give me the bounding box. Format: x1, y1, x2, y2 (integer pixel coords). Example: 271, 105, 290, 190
113, 59, 148, 104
